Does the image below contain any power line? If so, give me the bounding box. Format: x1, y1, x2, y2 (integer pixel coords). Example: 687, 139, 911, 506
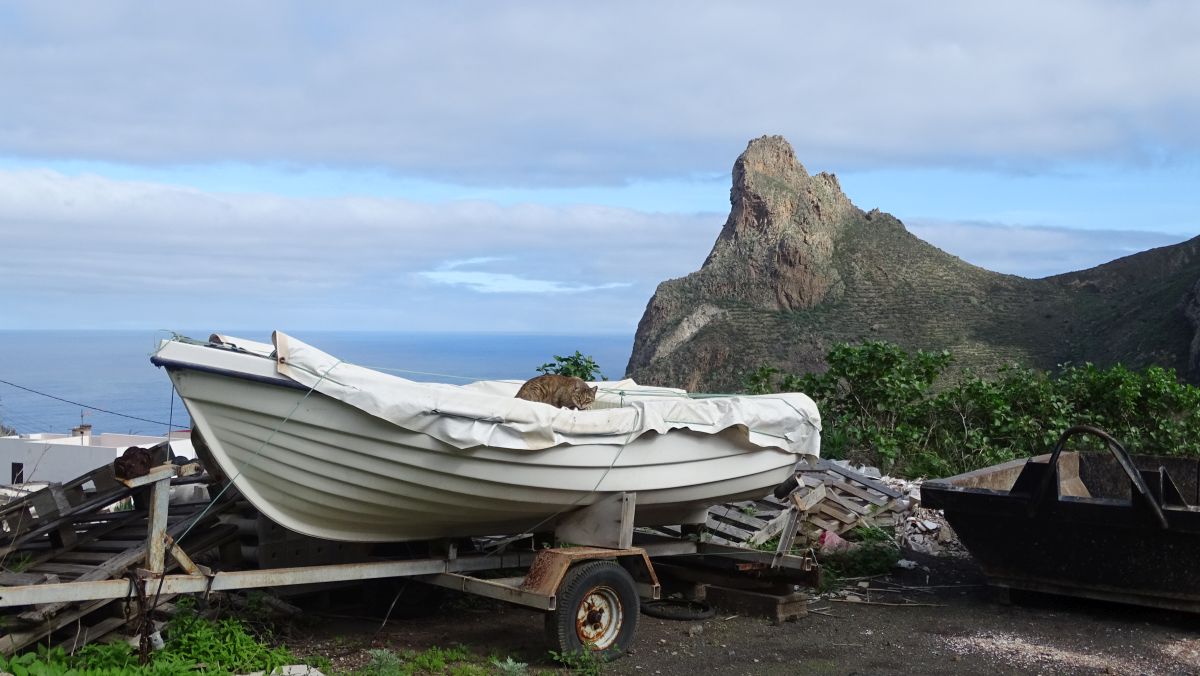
0, 377, 186, 429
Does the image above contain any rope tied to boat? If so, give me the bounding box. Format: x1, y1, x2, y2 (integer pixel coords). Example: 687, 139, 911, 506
130, 355, 346, 637
166, 357, 345, 553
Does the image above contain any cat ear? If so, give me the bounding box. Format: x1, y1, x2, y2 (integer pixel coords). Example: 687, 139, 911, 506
589, 386, 598, 395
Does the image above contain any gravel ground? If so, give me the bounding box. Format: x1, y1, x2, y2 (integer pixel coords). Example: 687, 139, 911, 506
286, 555, 1200, 675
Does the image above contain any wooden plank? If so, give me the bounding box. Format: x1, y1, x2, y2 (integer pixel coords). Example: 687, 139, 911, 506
809, 516, 843, 532
705, 585, 809, 623
35, 535, 131, 565
643, 525, 683, 538
652, 562, 793, 594
75, 540, 144, 552
705, 517, 755, 543
30, 563, 98, 576
794, 484, 826, 513
708, 505, 770, 530
817, 502, 858, 525
0, 572, 49, 586
800, 475, 824, 488
19, 518, 144, 571
7, 500, 235, 629
751, 499, 782, 512
822, 491, 873, 516
822, 478, 892, 507
760, 495, 787, 509
747, 509, 792, 546
1, 485, 134, 552
814, 461, 902, 498
0, 599, 115, 655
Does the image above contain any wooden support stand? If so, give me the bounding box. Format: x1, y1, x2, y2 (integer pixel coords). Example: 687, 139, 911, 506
555, 492, 635, 549
704, 585, 809, 624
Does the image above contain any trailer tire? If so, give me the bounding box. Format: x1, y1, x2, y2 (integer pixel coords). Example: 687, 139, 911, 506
544, 560, 638, 661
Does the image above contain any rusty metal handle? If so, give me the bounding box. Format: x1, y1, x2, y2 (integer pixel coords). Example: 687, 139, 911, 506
1031, 425, 1168, 529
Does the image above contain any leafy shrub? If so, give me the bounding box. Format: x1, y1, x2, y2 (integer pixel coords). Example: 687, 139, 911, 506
0, 603, 297, 676
747, 341, 1200, 478
536, 351, 605, 381
163, 609, 294, 674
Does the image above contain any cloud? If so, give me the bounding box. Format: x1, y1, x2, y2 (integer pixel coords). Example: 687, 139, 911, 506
0, 2, 1197, 184
418, 258, 631, 294
907, 219, 1189, 279
0, 169, 718, 330
437, 257, 509, 270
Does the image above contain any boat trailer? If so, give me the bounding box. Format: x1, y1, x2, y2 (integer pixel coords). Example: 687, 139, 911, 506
0, 465, 817, 658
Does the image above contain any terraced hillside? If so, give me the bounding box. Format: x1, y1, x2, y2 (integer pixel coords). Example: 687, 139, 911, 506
626, 136, 1200, 391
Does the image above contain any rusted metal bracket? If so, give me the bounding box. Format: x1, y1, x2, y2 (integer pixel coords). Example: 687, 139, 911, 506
520, 546, 660, 600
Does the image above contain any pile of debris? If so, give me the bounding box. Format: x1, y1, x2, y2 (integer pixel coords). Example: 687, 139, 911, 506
0, 451, 238, 655
703, 459, 965, 558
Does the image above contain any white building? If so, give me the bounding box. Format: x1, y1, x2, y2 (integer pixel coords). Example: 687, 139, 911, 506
0, 424, 194, 485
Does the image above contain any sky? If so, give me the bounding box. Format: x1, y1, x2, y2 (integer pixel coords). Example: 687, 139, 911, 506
1, 2, 1198, 333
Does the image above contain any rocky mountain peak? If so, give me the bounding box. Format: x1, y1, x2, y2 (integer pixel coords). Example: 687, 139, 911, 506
701, 135, 854, 312
627, 135, 1200, 392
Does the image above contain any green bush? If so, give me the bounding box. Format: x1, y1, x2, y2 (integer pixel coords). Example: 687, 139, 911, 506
747, 341, 1200, 478
536, 351, 605, 381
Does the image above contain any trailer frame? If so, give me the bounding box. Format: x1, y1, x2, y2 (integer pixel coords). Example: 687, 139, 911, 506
0, 465, 817, 657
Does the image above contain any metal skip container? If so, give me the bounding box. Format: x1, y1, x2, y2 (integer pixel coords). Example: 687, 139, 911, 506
921, 425, 1200, 612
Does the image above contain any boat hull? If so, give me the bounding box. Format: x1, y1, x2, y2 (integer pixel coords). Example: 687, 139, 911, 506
166, 366, 799, 542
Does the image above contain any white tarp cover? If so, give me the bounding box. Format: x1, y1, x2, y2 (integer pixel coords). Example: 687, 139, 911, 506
271, 331, 821, 457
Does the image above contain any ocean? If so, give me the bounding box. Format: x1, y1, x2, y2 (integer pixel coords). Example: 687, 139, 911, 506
0, 330, 634, 437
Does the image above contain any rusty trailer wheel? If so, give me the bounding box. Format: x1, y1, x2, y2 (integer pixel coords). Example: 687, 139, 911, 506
545, 560, 638, 660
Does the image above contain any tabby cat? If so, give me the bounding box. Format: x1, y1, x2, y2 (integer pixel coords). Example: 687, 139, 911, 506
515, 374, 598, 409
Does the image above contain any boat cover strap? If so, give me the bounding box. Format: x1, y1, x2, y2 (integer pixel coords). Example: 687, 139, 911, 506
271, 331, 821, 456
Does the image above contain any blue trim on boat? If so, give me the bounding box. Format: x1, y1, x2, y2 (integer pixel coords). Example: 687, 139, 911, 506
150, 356, 308, 391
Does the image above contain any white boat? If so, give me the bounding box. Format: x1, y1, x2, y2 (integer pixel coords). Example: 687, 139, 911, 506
151, 332, 821, 543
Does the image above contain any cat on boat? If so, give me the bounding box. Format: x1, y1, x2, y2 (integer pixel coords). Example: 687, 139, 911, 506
515, 374, 597, 409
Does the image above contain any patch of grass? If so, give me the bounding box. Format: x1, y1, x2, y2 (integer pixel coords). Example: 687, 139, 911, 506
4, 552, 33, 573
351, 645, 498, 676
548, 647, 607, 675
489, 655, 530, 675
357, 648, 404, 675
0, 603, 300, 675
162, 608, 295, 673
847, 524, 893, 544
818, 541, 900, 592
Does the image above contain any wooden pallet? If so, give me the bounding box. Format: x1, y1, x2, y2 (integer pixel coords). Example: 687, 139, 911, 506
796, 460, 903, 531
671, 460, 909, 553
0, 468, 238, 655
0, 464, 125, 552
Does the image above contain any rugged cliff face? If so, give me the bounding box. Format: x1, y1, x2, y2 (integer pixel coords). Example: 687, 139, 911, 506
627, 135, 1200, 391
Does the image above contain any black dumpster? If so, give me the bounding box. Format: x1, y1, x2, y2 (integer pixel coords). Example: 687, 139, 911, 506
921, 425, 1200, 613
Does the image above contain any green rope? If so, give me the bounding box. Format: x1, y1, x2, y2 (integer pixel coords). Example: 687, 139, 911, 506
172, 358, 345, 548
